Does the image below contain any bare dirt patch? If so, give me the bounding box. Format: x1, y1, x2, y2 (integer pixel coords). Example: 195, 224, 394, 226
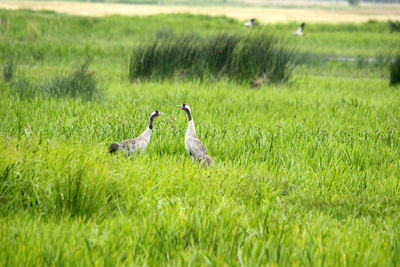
0, 0, 399, 23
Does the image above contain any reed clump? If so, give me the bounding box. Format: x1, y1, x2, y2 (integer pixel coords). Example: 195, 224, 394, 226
129, 32, 294, 84
390, 51, 400, 86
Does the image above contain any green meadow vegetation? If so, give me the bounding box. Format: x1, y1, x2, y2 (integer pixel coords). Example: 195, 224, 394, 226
390, 51, 400, 86
129, 33, 294, 83
1, 8, 400, 266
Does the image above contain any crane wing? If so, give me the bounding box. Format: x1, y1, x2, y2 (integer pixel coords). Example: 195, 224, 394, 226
119, 138, 138, 150
186, 136, 209, 159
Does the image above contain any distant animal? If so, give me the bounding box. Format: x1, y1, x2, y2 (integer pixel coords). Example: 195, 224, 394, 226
178, 104, 213, 167
244, 18, 256, 27
108, 110, 163, 156
292, 22, 305, 36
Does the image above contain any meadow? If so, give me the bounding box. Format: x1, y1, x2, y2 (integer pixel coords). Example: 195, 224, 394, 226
1, 8, 400, 266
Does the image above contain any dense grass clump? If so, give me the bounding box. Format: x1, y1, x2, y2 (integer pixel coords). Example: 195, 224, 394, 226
129, 33, 294, 83
390, 52, 400, 86
0, 161, 119, 220
388, 20, 400, 32
45, 61, 100, 99
8, 61, 101, 100
230, 34, 293, 82
10, 78, 38, 98
2, 57, 15, 82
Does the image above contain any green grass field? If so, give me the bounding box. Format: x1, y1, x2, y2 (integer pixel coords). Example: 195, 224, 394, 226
1, 8, 400, 266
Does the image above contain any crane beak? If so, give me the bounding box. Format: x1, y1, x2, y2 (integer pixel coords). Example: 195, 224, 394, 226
158, 112, 165, 115
177, 105, 183, 110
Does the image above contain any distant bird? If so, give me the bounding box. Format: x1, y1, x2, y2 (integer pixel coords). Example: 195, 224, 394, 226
178, 104, 213, 167
244, 18, 256, 27
292, 22, 305, 36
108, 110, 163, 156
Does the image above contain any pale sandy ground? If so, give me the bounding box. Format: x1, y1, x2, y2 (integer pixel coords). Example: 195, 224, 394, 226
0, 0, 399, 23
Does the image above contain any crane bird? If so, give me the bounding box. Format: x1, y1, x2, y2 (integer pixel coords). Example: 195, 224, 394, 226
178, 104, 213, 167
244, 18, 256, 27
292, 22, 305, 36
108, 110, 163, 156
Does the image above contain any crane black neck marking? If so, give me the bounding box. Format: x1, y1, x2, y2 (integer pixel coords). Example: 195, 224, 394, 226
149, 115, 156, 130
183, 108, 192, 121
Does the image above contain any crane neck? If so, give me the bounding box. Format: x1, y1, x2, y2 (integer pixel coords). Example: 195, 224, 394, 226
186, 119, 196, 137
138, 115, 156, 143
185, 109, 192, 122
140, 127, 152, 143
148, 116, 155, 130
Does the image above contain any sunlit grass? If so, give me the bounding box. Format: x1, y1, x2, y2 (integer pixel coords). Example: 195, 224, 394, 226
1, 76, 400, 265
0, 8, 400, 266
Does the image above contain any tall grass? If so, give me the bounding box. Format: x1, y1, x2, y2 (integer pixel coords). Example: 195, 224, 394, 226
10, 78, 38, 99
0, 161, 119, 220
2, 57, 15, 82
390, 51, 400, 86
9, 61, 101, 100
388, 20, 400, 32
129, 33, 294, 83
1, 77, 400, 265
45, 60, 100, 99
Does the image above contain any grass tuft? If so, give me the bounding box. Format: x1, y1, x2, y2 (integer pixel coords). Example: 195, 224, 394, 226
129, 32, 294, 84
8, 61, 101, 100
2, 57, 15, 82
45, 60, 100, 100
388, 20, 400, 33
390, 51, 400, 86
230, 34, 293, 83
0, 161, 120, 220
10, 78, 43, 99
52, 168, 109, 219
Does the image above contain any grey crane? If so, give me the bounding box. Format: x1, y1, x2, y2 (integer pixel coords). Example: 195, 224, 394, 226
109, 110, 162, 156
178, 104, 213, 167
